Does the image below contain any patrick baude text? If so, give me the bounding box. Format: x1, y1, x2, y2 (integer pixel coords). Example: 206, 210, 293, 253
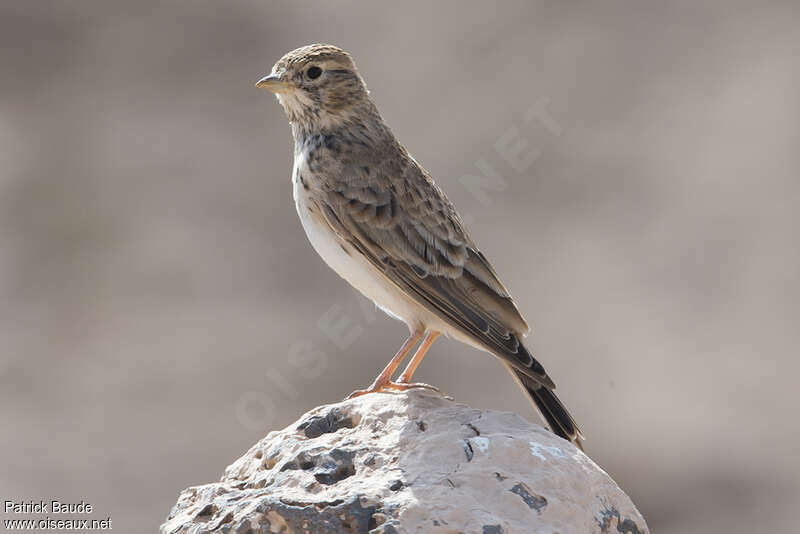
5, 500, 93, 514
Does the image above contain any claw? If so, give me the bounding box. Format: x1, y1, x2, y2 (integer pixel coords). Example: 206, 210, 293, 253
346, 381, 447, 400
384, 381, 445, 395
345, 388, 378, 400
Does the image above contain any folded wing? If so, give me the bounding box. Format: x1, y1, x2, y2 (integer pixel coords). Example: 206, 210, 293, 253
311, 154, 556, 389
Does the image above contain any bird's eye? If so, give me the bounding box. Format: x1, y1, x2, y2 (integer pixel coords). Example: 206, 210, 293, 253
306, 66, 322, 79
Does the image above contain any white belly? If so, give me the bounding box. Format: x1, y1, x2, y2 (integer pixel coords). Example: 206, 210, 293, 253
293, 179, 420, 328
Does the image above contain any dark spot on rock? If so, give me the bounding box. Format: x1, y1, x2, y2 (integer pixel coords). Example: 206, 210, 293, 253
482, 525, 503, 534
417, 421, 427, 432
195, 503, 215, 518
494, 472, 508, 481
280, 498, 344, 508
253, 449, 263, 459
330, 448, 353, 461
314, 464, 355, 485
363, 454, 376, 466
313, 449, 356, 485
596, 506, 645, 534
510, 483, 547, 513
261, 454, 279, 470
297, 408, 357, 438
389, 480, 403, 491
216, 511, 233, 525
463, 440, 474, 461
281, 451, 316, 472
465, 423, 480, 436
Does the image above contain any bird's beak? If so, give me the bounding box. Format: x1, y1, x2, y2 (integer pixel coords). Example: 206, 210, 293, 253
255, 74, 291, 93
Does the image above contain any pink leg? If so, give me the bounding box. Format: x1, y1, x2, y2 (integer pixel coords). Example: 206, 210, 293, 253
383, 331, 446, 395
346, 330, 423, 399
396, 331, 440, 383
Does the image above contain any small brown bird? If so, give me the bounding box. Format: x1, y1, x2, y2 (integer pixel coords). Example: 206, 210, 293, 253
257, 44, 583, 447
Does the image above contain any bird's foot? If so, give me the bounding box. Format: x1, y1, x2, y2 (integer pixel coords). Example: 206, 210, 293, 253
385, 381, 447, 397
345, 383, 388, 400
346, 381, 447, 400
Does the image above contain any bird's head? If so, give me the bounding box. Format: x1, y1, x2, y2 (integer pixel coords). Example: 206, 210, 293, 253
256, 44, 375, 134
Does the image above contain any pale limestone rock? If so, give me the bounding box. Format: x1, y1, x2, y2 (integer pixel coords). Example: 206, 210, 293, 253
161, 389, 648, 534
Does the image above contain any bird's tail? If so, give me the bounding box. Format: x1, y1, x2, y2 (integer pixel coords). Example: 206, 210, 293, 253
504, 363, 585, 450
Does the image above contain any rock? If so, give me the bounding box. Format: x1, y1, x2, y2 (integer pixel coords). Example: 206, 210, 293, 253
161, 390, 648, 534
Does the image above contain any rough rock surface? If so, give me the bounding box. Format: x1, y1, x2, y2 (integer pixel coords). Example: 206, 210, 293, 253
161, 390, 648, 534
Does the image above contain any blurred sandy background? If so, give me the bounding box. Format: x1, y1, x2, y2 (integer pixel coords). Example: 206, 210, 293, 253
1, 1, 799, 532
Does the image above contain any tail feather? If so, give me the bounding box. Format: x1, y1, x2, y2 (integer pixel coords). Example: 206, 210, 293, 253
504, 363, 584, 450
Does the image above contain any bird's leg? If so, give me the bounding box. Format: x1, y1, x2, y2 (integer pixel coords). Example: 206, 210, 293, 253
396, 331, 440, 383
387, 331, 444, 394
346, 330, 423, 399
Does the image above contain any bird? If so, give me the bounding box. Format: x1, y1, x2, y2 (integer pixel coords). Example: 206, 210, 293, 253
256, 44, 584, 448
